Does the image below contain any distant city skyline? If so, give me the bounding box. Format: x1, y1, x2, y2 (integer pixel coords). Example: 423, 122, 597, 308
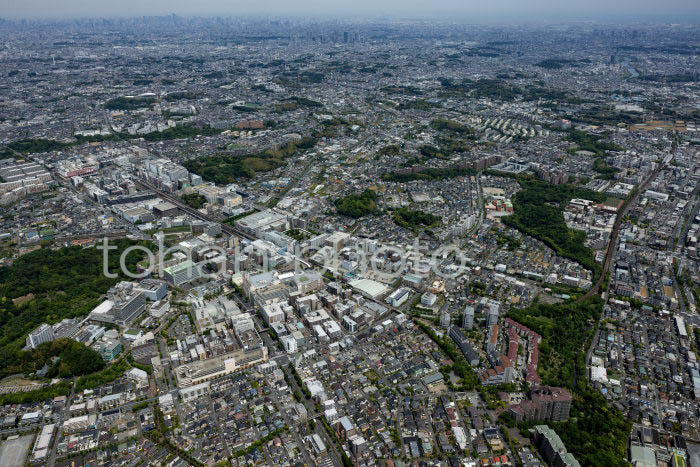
2, 0, 700, 21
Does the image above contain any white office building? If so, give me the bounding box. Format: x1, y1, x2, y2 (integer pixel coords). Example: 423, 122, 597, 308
463, 306, 475, 330
26, 324, 55, 349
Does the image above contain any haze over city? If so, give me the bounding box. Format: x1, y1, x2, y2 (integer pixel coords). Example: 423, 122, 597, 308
3, 0, 700, 20
0, 2, 699, 467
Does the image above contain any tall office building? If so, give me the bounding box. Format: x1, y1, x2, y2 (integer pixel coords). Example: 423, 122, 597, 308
448, 326, 480, 366
487, 303, 500, 326
463, 306, 475, 330
26, 324, 55, 349
163, 260, 202, 287
135, 279, 168, 301
440, 311, 451, 328
109, 282, 147, 324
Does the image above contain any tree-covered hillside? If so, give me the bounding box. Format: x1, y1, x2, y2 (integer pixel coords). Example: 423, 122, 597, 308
0, 240, 147, 377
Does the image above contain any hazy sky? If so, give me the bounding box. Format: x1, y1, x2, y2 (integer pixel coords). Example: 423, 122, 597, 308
2, 0, 700, 20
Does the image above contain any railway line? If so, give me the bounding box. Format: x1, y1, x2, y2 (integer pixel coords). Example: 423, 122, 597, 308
133, 180, 256, 241
579, 154, 672, 301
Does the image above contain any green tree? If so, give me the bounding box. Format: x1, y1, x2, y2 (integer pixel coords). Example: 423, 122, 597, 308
334, 189, 379, 219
